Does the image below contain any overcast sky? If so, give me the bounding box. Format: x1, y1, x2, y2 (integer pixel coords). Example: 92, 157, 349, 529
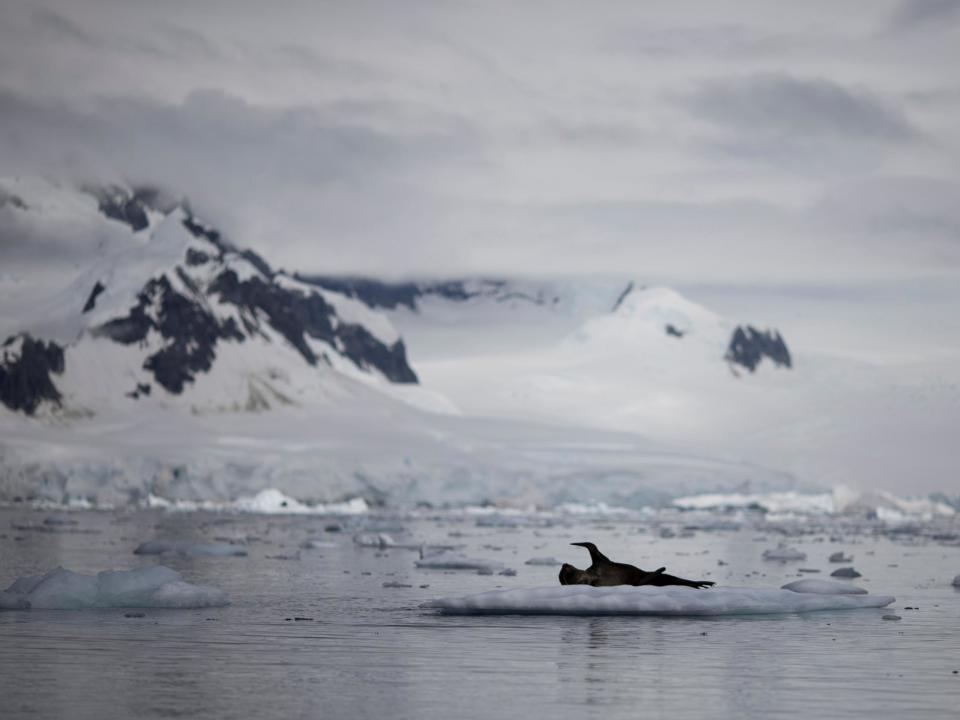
1, 0, 958, 283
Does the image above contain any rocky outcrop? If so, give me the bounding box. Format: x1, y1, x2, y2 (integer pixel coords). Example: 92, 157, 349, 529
0, 335, 66, 414
725, 326, 791, 372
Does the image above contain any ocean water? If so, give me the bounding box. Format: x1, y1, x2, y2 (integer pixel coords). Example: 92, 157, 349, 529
1, 506, 958, 719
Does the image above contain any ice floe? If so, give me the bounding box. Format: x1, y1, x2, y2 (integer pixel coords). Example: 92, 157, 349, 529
781, 579, 867, 595
415, 550, 505, 572
762, 545, 807, 561
424, 584, 894, 616
133, 539, 247, 557
1, 566, 229, 610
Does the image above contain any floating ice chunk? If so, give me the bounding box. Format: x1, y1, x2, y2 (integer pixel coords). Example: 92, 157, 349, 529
424, 585, 895, 616
353, 532, 396, 549
1, 566, 229, 610
416, 551, 504, 572
525, 557, 561, 566
133, 539, 247, 557
762, 545, 807, 561
952, 575, 960, 587
829, 552, 853, 563
781, 579, 868, 595
300, 539, 337, 550
830, 567, 862, 579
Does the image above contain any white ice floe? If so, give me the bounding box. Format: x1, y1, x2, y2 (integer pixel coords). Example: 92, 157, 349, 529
353, 532, 396, 549
781, 579, 868, 595
1, 566, 229, 610
415, 551, 504, 572
762, 545, 807, 561
525, 557, 561, 566
133, 539, 247, 557
424, 585, 894, 616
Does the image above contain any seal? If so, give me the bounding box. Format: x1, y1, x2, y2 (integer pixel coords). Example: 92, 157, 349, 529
559, 542, 714, 589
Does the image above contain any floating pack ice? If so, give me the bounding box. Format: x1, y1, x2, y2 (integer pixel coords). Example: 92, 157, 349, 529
134, 539, 247, 557
1, 566, 229, 610
781, 579, 867, 595
424, 584, 894, 616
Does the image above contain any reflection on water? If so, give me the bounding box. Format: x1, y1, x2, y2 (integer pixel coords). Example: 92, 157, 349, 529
1, 506, 958, 720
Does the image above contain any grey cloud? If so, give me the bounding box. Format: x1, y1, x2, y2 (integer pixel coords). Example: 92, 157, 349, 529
687, 75, 914, 142
890, 0, 960, 30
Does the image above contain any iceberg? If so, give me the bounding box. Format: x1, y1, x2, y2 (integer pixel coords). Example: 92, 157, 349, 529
1, 566, 229, 610
424, 584, 894, 616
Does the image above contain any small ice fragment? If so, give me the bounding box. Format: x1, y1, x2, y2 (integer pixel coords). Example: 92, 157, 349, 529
416, 551, 504, 572
300, 539, 336, 550
829, 552, 853, 563
830, 567, 862, 579
782, 579, 868, 595
383, 581, 413, 588
882, 614, 901, 621
762, 545, 807, 561
134, 539, 247, 557
952, 574, 960, 587
499, 569, 517, 577
353, 532, 395, 549
524, 557, 561, 566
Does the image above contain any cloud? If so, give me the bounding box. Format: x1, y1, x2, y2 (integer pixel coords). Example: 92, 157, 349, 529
687, 74, 915, 142
890, 0, 960, 31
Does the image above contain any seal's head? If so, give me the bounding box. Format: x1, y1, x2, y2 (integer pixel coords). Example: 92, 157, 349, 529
559, 562, 592, 585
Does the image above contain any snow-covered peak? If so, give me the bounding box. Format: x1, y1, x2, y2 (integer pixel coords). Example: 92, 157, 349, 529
0, 179, 423, 418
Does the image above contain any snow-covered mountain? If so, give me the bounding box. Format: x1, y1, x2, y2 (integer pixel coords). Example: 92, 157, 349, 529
0, 178, 424, 417
0, 178, 805, 509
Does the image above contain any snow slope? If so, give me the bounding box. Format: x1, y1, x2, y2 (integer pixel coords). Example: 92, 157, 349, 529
388, 281, 960, 496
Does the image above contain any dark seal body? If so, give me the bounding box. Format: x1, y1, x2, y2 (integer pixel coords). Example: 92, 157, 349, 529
559, 542, 714, 589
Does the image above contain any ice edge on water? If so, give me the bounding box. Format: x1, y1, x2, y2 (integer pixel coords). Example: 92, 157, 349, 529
423, 585, 895, 616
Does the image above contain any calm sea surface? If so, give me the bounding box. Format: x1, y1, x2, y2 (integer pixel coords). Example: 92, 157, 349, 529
1, 506, 958, 719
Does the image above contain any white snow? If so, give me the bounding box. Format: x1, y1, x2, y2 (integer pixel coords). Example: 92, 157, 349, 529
781, 579, 867, 595
424, 584, 894, 616
1, 566, 229, 610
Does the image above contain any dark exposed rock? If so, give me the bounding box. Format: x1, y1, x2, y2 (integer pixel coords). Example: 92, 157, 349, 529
210, 270, 418, 383
87, 185, 150, 232
185, 248, 210, 266
297, 275, 422, 310
82, 281, 106, 314
612, 281, 635, 312
95, 275, 243, 394
296, 276, 547, 312
725, 325, 791, 373
0, 334, 66, 414
665, 324, 685, 338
